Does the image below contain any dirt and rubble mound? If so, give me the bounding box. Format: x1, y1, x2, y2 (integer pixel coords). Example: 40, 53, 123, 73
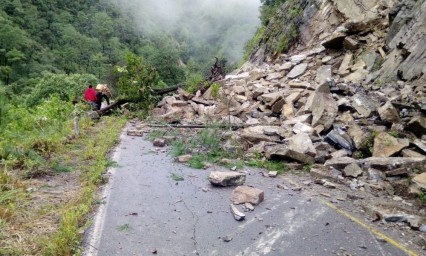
149, 0, 426, 240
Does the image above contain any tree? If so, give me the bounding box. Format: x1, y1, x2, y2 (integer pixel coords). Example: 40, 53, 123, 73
114, 53, 159, 112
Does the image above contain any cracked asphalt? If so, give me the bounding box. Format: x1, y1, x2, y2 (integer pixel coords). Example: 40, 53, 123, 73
83, 127, 411, 256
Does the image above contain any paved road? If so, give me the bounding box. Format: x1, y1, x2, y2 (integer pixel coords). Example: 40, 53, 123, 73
84, 127, 412, 256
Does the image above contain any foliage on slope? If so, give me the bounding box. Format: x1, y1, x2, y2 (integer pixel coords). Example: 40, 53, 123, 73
245, 0, 312, 63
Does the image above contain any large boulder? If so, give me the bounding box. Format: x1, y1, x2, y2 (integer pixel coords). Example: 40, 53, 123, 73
372, 133, 409, 157
358, 157, 426, 171
305, 82, 338, 130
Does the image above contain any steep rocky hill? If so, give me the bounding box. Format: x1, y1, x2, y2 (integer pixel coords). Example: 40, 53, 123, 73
150, 0, 426, 243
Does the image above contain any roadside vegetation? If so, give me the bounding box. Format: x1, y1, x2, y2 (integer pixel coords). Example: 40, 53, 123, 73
0, 97, 126, 255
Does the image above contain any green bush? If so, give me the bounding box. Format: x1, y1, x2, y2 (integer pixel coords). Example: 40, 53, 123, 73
25, 72, 98, 107
114, 53, 160, 113
185, 73, 204, 94
0, 96, 73, 174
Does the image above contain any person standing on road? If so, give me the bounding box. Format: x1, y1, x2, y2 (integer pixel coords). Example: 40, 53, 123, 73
84, 85, 97, 110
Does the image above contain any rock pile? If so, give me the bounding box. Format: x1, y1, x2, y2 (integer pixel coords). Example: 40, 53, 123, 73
152, 0, 426, 201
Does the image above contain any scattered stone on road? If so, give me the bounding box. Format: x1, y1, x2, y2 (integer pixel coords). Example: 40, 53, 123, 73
230, 204, 246, 221
177, 154, 192, 163
208, 171, 246, 187
222, 235, 233, 242
231, 186, 264, 205
153, 138, 166, 147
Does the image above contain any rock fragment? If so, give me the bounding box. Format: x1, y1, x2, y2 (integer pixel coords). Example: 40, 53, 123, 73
208, 172, 246, 187
305, 82, 338, 130
413, 173, 426, 190
266, 146, 315, 165
153, 138, 166, 147
177, 155, 192, 163
378, 101, 400, 123
372, 133, 409, 157
406, 116, 426, 136
352, 94, 377, 117
127, 129, 144, 137
231, 186, 264, 205
230, 204, 245, 221
287, 63, 308, 79
343, 163, 363, 178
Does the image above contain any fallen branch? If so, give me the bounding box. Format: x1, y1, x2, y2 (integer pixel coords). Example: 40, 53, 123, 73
148, 123, 247, 130
97, 99, 129, 115
153, 83, 185, 95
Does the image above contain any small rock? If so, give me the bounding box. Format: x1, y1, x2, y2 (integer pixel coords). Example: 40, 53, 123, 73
401, 149, 425, 158
320, 192, 331, 197
287, 63, 308, 79
392, 196, 403, 201
151, 248, 157, 254
412, 139, 426, 154
153, 138, 166, 147
352, 94, 377, 117
323, 181, 337, 189
384, 214, 409, 223
230, 204, 246, 221
87, 111, 100, 119
266, 146, 315, 165
342, 163, 363, 178
177, 155, 192, 163
127, 129, 144, 137
413, 173, 426, 190
245, 203, 255, 211
277, 184, 288, 190
378, 101, 400, 124
343, 37, 359, 50
222, 236, 233, 242
268, 171, 278, 177
325, 128, 355, 152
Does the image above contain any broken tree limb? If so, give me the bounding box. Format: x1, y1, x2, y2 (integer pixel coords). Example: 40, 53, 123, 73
97, 99, 129, 115
148, 123, 247, 130
153, 83, 185, 95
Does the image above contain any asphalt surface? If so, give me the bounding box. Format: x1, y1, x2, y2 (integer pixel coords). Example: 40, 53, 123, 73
84, 126, 411, 256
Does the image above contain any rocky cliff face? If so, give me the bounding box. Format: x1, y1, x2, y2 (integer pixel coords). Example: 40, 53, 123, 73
251, 0, 426, 84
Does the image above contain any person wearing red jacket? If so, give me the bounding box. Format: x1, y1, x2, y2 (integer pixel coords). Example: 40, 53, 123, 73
84, 85, 97, 110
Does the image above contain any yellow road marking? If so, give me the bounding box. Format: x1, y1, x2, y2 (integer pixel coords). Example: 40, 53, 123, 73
318, 198, 419, 256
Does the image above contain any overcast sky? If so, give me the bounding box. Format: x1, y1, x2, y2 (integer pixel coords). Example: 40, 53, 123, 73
109, 0, 261, 62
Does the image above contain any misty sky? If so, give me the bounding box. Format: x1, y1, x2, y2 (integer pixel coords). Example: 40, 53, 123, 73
108, 0, 261, 62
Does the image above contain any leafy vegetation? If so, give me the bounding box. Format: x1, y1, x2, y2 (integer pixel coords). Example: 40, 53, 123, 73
246, 158, 288, 174
245, 0, 306, 59
418, 191, 426, 204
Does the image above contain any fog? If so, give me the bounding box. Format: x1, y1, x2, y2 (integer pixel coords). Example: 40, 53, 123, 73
108, 0, 261, 62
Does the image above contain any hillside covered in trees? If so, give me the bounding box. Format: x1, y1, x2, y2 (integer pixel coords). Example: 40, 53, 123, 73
0, 0, 262, 102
